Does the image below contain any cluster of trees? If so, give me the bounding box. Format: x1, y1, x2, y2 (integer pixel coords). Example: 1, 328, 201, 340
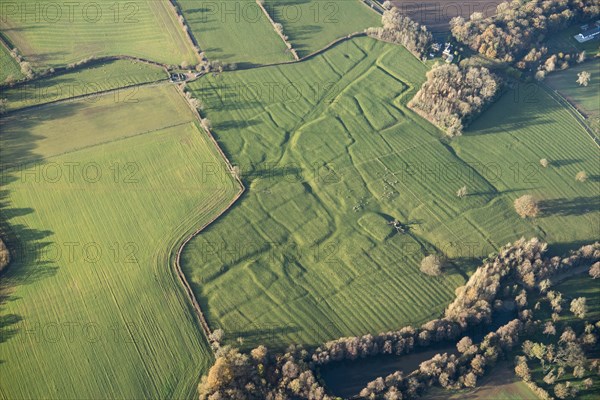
9, 48, 33, 80
408, 64, 500, 136
528, 50, 588, 81
450, 0, 599, 63
198, 344, 331, 400
518, 241, 599, 291
0, 238, 10, 272
194, 55, 237, 76
360, 319, 525, 399
197, 239, 600, 399
366, 8, 432, 58
515, 322, 600, 399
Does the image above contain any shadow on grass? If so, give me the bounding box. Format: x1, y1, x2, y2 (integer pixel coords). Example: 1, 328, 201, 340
540, 196, 600, 217
0, 101, 84, 357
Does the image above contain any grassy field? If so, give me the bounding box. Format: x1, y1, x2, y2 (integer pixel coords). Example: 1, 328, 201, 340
452, 83, 600, 255
545, 58, 600, 134
263, 0, 381, 57
2, 59, 167, 112
0, 85, 239, 399
180, 36, 599, 351
176, 0, 293, 67
0, 0, 198, 68
0, 44, 22, 83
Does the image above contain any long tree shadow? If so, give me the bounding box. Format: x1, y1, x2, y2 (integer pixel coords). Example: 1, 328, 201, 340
0, 101, 83, 356
540, 196, 600, 217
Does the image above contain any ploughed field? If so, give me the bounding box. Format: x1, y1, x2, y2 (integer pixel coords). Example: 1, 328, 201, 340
390, 0, 502, 35
0, 84, 239, 399
181, 36, 599, 350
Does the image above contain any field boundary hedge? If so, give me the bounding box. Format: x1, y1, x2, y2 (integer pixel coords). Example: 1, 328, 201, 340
171, 85, 246, 344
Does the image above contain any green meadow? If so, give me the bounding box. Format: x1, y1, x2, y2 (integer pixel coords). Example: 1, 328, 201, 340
181, 36, 599, 351
0, 44, 23, 83
545, 58, 600, 134
0, 85, 239, 399
2, 59, 166, 112
263, 0, 381, 57
176, 0, 293, 66
0, 0, 198, 68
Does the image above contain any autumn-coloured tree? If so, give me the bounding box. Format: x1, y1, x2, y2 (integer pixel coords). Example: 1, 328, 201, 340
420, 254, 446, 276
575, 170, 588, 182
514, 195, 539, 218
570, 297, 587, 319
590, 262, 600, 279
577, 71, 591, 87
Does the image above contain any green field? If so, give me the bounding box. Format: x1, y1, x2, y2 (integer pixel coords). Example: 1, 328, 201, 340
452, 84, 600, 254
0, 0, 198, 68
264, 0, 381, 57
176, 0, 293, 66
2, 59, 167, 112
545, 59, 600, 134
0, 85, 239, 399
0, 44, 22, 83
180, 36, 599, 351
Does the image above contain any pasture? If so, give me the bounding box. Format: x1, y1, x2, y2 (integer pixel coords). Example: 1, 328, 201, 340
453, 83, 600, 255
263, 0, 381, 57
545, 59, 600, 134
176, 0, 293, 66
2, 59, 166, 112
0, 85, 239, 399
0, 0, 198, 68
181, 36, 599, 351
0, 44, 22, 83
